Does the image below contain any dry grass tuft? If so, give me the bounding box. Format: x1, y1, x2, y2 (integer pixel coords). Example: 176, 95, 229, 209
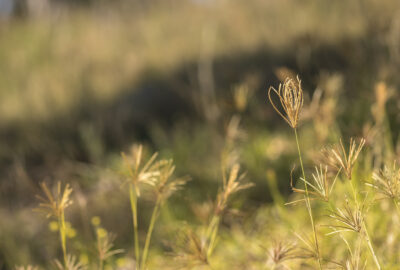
215, 163, 253, 216
289, 165, 339, 203
322, 138, 366, 180
266, 240, 299, 267
368, 162, 400, 200
121, 144, 161, 196
35, 182, 73, 219
268, 76, 304, 129
326, 199, 363, 234
55, 254, 87, 270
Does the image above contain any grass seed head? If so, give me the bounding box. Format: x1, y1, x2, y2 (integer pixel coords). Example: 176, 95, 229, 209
97, 232, 124, 262
326, 199, 363, 234
35, 182, 73, 219
293, 232, 320, 260
154, 159, 190, 202
368, 161, 400, 200
323, 138, 365, 180
268, 76, 304, 129
171, 227, 209, 268
215, 163, 253, 215
55, 254, 87, 270
289, 164, 338, 203
267, 241, 299, 266
121, 144, 161, 196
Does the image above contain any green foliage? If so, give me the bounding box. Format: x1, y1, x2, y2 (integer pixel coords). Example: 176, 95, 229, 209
2, 0, 400, 269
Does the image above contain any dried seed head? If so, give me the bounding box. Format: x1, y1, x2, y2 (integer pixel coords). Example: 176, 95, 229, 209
35, 182, 73, 219
267, 241, 299, 266
171, 227, 209, 268
154, 159, 189, 202
268, 76, 304, 129
288, 164, 338, 204
368, 161, 400, 200
96, 232, 124, 261
293, 232, 320, 260
121, 144, 161, 196
326, 199, 363, 234
55, 254, 87, 270
322, 138, 366, 180
215, 164, 253, 215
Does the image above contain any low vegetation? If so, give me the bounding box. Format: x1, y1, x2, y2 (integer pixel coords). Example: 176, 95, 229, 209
2, 0, 400, 269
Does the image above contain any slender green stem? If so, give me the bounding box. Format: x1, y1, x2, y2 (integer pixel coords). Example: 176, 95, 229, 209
294, 129, 306, 189
59, 210, 68, 268
97, 225, 104, 270
206, 215, 219, 242
141, 197, 161, 270
206, 215, 220, 258
294, 128, 322, 270
129, 184, 140, 269
363, 222, 381, 270
350, 179, 358, 207
350, 178, 381, 269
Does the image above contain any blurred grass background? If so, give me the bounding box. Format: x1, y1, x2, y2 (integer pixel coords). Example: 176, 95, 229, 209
0, 0, 400, 268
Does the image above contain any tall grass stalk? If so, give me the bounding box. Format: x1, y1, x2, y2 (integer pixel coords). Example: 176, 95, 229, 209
59, 210, 68, 267
350, 179, 381, 269
363, 222, 381, 270
294, 128, 322, 269
35, 182, 73, 269
140, 197, 161, 270
129, 184, 140, 269
206, 215, 220, 258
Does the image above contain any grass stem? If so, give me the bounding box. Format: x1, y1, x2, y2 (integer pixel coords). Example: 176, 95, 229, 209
59, 210, 68, 268
363, 222, 381, 270
294, 128, 322, 270
350, 178, 381, 269
206, 215, 221, 258
129, 184, 140, 269
141, 196, 161, 270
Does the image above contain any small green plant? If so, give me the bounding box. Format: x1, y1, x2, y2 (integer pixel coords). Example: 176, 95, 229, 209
121, 145, 160, 269
268, 76, 322, 269
35, 182, 73, 268
20, 73, 400, 269
91, 217, 123, 270
121, 144, 188, 270
170, 117, 252, 269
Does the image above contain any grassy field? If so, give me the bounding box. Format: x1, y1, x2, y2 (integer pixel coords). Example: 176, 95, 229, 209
1, 0, 400, 269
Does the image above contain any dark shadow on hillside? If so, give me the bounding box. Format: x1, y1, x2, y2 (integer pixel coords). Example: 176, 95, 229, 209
0, 31, 393, 201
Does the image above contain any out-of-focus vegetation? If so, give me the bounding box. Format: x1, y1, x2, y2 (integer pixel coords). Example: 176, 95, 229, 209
1, 0, 400, 269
